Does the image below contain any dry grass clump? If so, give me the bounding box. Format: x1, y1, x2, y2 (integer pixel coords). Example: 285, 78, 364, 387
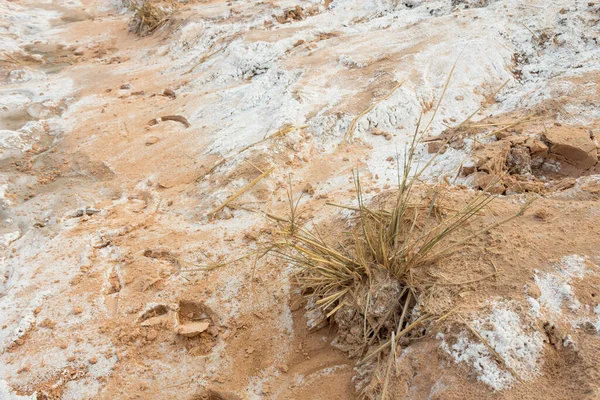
268, 120, 531, 396
126, 0, 172, 36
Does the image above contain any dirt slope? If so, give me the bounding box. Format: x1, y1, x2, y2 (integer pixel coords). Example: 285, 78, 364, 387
1, 0, 600, 399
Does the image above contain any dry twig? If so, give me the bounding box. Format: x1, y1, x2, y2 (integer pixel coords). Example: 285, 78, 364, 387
208, 166, 275, 216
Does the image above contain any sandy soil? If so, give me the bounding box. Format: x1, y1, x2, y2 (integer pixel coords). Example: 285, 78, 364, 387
1, 0, 600, 399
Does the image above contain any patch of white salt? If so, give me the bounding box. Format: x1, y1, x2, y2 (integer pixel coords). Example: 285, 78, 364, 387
439, 303, 544, 391
532, 254, 596, 319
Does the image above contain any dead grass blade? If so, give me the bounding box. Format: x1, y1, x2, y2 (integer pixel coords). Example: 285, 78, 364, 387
421, 59, 457, 134
480, 114, 542, 139
458, 314, 525, 384
208, 166, 275, 216
179, 249, 265, 272
239, 124, 308, 155
362, 314, 431, 363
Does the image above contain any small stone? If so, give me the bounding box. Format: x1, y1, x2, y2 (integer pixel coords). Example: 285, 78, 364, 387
175, 321, 210, 337
145, 329, 158, 341
120, 83, 131, 90
141, 313, 171, 327
38, 319, 56, 329
495, 130, 512, 140
246, 347, 255, 354
528, 285, 541, 298
427, 140, 444, 154
73, 306, 83, 315
145, 136, 159, 146
302, 183, 315, 196
371, 128, 392, 140
525, 138, 549, 158
461, 159, 476, 175
163, 88, 176, 99
455, 95, 464, 101
533, 208, 552, 221
17, 366, 30, 374
582, 321, 597, 334
88, 357, 98, 365
472, 172, 505, 194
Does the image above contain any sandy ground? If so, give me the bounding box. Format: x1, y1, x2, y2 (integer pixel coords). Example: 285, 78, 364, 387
1, 0, 600, 399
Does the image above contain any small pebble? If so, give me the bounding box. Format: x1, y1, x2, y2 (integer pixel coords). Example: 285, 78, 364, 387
145, 136, 159, 146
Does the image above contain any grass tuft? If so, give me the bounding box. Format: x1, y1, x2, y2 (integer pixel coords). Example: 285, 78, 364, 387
267, 118, 532, 394
126, 0, 172, 36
